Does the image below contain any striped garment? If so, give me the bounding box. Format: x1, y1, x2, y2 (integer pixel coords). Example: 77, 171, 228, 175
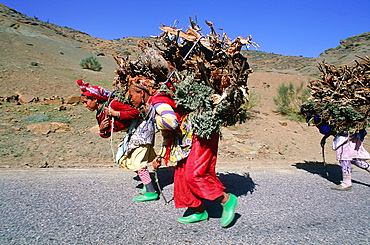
136, 166, 152, 185
153, 102, 178, 130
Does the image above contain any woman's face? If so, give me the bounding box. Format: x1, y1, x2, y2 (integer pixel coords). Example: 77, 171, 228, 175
128, 89, 143, 108
81, 96, 99, 111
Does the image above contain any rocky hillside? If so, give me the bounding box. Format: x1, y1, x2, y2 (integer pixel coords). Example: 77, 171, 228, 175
243, 50, 317, 75
318, 32, 370, 66
0, 4, 141, 98
245, 32, 370, 76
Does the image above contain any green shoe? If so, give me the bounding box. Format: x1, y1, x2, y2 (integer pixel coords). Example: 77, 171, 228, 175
133, 192, 158, 202
178, 210, 208, 224
140, 185, 146, 195
221, 193, 238, 227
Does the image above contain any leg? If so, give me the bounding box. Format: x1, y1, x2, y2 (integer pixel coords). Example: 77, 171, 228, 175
176, 134, 223, 224
218, 192, 238, 227
175, 162, 208, 224
176, 133, 238, 226
177, 202, 208, 224
174, 160, 203, 209
133, 167, 158, 202
331, 160, 352, 191
352, 158, 370, 173
182, 134, 225, 202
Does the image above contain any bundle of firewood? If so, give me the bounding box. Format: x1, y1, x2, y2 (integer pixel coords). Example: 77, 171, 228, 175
111, 18, 258, 138
307, 56, 370, 134
113, 18, 258, 92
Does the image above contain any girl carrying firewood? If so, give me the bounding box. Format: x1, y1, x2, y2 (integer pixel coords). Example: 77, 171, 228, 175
303, 56, 370, 191
77, 79, 160, 202
301, 104, 370, 191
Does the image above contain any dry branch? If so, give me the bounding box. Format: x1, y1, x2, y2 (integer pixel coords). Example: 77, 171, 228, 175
112, 18, 258, 93
307, 56, 370, 134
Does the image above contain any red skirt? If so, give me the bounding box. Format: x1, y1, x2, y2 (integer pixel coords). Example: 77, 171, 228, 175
174, 133, 226, 208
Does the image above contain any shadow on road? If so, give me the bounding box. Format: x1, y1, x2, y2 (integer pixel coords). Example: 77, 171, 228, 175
202, 172, 255, 224
180, 172, 254, 228
293, 161, 342, 185
155, 167, 175, 189
293, 160, 370, 187
135, 168, 256, 196
133, 167, 175, 190
218, 172, 256, 196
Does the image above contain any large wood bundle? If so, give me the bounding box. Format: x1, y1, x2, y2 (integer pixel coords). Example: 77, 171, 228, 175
112, 19, 258, 91
308, 56, 370, 134
111, 18, 258, 138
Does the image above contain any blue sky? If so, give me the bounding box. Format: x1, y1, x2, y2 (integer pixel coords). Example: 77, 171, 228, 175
2, 0, 369, 58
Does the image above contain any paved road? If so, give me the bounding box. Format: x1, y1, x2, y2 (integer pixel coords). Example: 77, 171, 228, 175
0, 164, 369, 244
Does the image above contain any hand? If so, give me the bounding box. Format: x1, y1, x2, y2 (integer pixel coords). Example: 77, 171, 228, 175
144, 103, 151, 114
104, 107, 118, 117
151, 156, 162, 171
99, 117, 110, 131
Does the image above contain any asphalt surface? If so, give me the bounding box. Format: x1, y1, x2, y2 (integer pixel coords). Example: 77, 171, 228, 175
0, 163, 369, 245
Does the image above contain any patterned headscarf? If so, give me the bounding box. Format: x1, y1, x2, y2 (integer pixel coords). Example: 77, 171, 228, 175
130, 78, 156, 95
76, 79, 112, 101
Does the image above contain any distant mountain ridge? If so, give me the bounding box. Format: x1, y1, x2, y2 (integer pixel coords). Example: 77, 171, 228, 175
317, 32, 370, 66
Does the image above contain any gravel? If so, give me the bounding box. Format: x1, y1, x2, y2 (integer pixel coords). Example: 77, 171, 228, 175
0, 165, 369, 244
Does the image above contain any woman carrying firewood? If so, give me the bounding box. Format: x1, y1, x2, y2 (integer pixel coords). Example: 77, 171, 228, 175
301, 104, 370, 191
128, 78, 238, 228
77, 79, 160, 202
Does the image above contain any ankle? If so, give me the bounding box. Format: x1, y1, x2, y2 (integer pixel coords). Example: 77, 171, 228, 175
219, 193, 230, 204
195, 205, 205, 213
145, 182, 156, 193
342, 173, 352, 187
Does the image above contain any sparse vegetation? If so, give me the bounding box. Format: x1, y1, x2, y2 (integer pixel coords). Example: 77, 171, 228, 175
24, 113, 50, 123
80, 56, 102, 71
240, 91, 259, 118
273, 82, 311, 121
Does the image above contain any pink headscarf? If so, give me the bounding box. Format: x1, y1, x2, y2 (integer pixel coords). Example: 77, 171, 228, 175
76, 79, 112, 101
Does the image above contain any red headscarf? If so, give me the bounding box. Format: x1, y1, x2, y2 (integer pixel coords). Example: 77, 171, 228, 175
76, 79, 112, 101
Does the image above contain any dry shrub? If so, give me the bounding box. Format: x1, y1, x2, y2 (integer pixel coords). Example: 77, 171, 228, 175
274, 82, 311, 121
